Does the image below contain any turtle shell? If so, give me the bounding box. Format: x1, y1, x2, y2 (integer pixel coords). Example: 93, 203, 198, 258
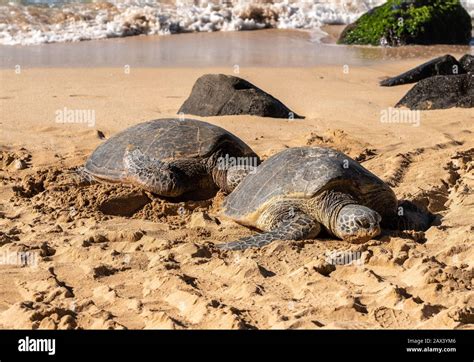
85, 118, 256, 181
223, 147, 395, 223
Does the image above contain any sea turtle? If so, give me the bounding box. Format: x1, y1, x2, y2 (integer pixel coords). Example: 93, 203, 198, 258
217, 147, 431, 250
83, 118, 260, 198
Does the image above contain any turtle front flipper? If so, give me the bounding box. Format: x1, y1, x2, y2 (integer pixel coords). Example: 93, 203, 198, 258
123, 147, 188, 197
217, 211, 320, 251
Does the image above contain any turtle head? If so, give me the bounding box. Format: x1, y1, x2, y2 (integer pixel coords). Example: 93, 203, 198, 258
334, 204, 381, 243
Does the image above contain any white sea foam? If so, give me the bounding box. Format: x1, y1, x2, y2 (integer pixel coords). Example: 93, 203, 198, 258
0, 0, 471, 46
465, 0, 474, 16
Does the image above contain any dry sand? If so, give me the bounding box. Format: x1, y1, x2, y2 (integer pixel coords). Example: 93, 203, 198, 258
0, 62, 473, 329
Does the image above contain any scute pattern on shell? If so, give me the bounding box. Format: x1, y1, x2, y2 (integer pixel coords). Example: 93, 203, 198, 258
85, 118, 254, 181
223, 147, 390, 222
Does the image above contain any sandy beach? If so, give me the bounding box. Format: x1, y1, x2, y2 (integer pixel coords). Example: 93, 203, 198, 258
0, 26, 473, 329
1, 60, 473, 329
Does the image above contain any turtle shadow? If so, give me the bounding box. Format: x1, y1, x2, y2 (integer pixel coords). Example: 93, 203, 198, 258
160, 186, 220, 202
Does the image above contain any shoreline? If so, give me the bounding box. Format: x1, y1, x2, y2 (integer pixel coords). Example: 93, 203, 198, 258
1, 28, 472, 69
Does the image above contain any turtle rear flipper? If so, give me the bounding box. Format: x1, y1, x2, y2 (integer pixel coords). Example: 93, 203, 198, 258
217, 211, 320, 250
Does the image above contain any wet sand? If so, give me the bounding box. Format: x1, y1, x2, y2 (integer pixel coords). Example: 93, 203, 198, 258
1, 28, 472, 68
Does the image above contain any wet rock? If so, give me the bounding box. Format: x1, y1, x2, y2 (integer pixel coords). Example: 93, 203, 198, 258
179, 74, 303, 119
380, 55, 463, 87
338, 0, 472, 46
396, 74, 474, 110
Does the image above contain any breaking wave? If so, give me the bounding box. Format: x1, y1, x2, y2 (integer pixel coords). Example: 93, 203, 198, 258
0, 0, 472, 46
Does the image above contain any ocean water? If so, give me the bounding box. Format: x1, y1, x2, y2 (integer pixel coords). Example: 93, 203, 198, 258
2, 0, 472, 46
1, 28, 471, 68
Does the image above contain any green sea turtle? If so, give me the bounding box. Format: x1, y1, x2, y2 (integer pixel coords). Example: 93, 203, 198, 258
83, 118, 260, 198
218, 147, 431, 250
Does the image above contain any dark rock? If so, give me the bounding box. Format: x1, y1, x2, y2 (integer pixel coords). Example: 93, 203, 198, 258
178, 74, 303, 119
396, 74, 474, 110
380, 55, 464, 87
98, 192, 151, 216
459, 54, 474, 74
338, 0, 472, 46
